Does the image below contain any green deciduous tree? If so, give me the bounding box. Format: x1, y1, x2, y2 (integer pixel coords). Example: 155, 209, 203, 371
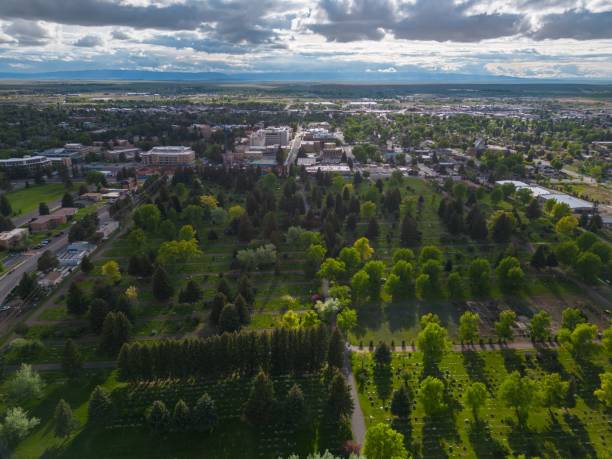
133, 204, 161, 232
459, 311, 480, 344
495, 309, 516, 342
540, 373, 569, 417
574, 252, 602, 283
6, 364, 43, 401
363, 423, 407, 459
101, 260, 121, 285
496, 256, 524, 292
468, 258, 491, 296
419, 376, 446, 416
529, 311, 551, 342
594, 372, 612, 408
463, 382, 487, 422
0, 407, 39, 446
417, 322, 450, 367
498, 371, 537, 425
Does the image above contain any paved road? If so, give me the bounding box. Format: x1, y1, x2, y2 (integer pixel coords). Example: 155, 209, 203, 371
0, 207, 111, 307
284, 127, 302, 173
349, 340, 559, 353
344, 347, 366, 447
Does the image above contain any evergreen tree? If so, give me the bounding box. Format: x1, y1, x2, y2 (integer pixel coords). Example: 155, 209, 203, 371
374, 342, 392, 366
54, 399, 77, 438
244, 371, 275, 425
218, 304, 241, 333
88, 386, 113, 425
366, 217, 379, 241
217, 276, 232, 298
172, 399, 191, 431
99, 311, 131, 355
61, 339, 83, 378
234, 294, 250, 324
0, 193, 12, 217
285, 383, 306, 429
466, 206, 488, 240
38, 202, 50, 215
152, 265, 174, 300
238, 214, 255, 242
400, 214, 420, 247
146, 400, 170, 432
80, 254, 94, 273
525, 198, 541, 220
61, 192, 75, 208
210, 292, 227, 325
390, 384, 412, 419
530, 245, 548, 269
193, 393, 218, 432
16, 272, 37, 300
66, 282, 88, 316
178, 279, 202, 303
89, 298, 110, 334
327, 370, 354, 421
327, 328, 345, 369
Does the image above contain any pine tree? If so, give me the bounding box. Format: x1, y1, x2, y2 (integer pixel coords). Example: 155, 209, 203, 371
61, 192, 75, 208
400, 214, 420, 247
172, 399, 191, 432
193, 393, 218, 432
88, 386, 113, 425
152, 265, 174, 300
366, 217, 379, 241
218, 304, 241, 333
327, 328, 345, 369
284, 383, 306, 429
234, 294, 250, 324
54, 399, 77, 438
374, 342, 392, 366
61, 339, 83, 378
237, 275, 255, 304
178, 279, 202, 303
525, 198, 541, 220
327, 370, 354, 421
210, 292, 227, 325
530, 245, 548, 270
217, 276, 232, 298
466, 206, 488, 240
80, 254, 94, 273
146, 400, 170, 433
100, 311, 131, 355
89, 298, 110, 333
244, 371, 275, 425
238, 214, 254, 242
390, 384, 412, 419
0, 193, 12, 217
66, 282, 88, 316
38, 202, 50, 215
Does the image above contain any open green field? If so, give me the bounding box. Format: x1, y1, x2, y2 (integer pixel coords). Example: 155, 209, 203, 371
4, 184, 68, 216
352, 349, 611, 458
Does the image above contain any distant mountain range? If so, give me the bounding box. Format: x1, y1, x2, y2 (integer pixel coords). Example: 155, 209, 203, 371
0, 69, 608, 84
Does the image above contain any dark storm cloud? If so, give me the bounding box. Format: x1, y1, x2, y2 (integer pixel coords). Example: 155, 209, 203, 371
309, 0, 612, 42
3, 19, 50, 46
309, 0, 393, 42
529, 9, 612, 40
111, 30, 131, 41
0, 0, 283, 44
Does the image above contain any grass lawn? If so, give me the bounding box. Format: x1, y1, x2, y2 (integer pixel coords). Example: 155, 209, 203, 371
5, 184, 68, 217
352, 349, 611, 458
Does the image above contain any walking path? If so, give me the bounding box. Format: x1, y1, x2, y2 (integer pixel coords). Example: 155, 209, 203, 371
343, 347, 366, 447
349, 339, 559, 353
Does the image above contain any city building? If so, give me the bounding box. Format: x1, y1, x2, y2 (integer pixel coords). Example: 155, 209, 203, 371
57, 241, 95, 266
41, 143, 92, 163
0, 228, 29, 250
0, 155, 51, 174
141, 146, 196, 167
250, 127, 292, 147
30, 208, 77, 232
104, 147, 140, 161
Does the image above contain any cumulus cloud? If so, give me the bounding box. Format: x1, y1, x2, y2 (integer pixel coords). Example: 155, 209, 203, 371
111, 30, 131, 40
2, 19, 50, 46
73, 35, 103, 47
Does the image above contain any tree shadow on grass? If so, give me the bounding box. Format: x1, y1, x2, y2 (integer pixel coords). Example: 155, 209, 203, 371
506, 420, 542, 458
391, 418, 413, 454
421, 412, 459, 459
539, 412, 594, 459
574, 359, 604, 409
353, 302, 384, 337
385, 301, 416, 333
467, 420, 508, 459
501, 349, 526, 374
562, 412, 599, 459
462, 351, 490, 388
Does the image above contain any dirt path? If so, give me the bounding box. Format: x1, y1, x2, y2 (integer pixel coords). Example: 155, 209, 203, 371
344, 346, 366, 447
349, 339, 559, 353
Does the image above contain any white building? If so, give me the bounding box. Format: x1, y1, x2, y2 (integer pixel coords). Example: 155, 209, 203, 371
0, 155, 51, 173
250, 127, 292, 147
0, 228, 29, 250
141, 146, 196, 167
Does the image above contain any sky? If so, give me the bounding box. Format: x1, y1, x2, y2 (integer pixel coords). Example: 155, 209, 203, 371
0, 0, 611, 80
